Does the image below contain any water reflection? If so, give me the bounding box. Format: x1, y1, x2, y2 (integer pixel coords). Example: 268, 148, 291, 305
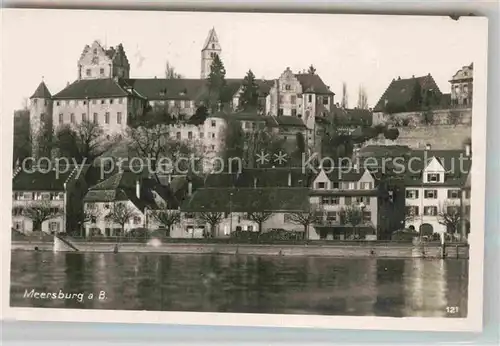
10, 251, 468, 317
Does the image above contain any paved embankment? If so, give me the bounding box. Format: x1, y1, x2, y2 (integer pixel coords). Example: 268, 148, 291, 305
11, 241, 469, 259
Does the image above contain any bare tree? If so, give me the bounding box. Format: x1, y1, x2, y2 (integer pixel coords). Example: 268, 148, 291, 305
404, 206, 417, 226
165, 61, 183, 79
447, 109, 462, 126
341, 82, 348, 108
357, 85, 369, 109
105, 202, 139, 240
150, 203, 181, 237
437, 202, 462, 240
288, 206, 319, 240
23, 200, 62, 236
197, 211, 224, 238
246, 212, 273, 235
339, 205, 363, 239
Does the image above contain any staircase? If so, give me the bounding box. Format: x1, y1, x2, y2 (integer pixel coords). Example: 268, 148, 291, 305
53, 234, 79, 252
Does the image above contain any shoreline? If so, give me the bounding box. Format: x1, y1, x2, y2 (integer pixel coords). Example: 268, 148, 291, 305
11, 241, 469, 259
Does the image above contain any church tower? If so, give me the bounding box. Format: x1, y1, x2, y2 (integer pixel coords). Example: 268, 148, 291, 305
29, 80, 53, 159
200, 28, 222, 79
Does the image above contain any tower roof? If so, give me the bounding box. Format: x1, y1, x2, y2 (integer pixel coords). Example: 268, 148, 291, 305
30, 81, 52, 99
202, 27, 219, 51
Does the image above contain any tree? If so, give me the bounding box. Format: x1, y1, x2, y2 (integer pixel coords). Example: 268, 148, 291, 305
207, 54, 230, 112
23, 201, 62, 235
150, 203, 181, 237
292, 131, 306, 164
437, 203, 462, 239
308, 65, 316, 74
244, 127, 285, 168
404, 206, 417, 226
288, 206, 319, 240
55, 120, 116, 163
383, 128, 400, 140
339, 205, 363, 239
246, 212, 273, 235
105, 202, 139, 239
357, 85, 369, 109
165, 61, 182, 79
220, 118, 245, 172
341, 82, 348, 108
197, 211, 224, 238
239, 69, 259, 111
13, 109, 31, 166
410, 79, 423, 111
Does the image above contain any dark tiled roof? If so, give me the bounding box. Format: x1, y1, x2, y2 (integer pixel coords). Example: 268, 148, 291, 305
52, 78, 134, 99
236, 168, 314, 188
268, 116, 306, 128
12, 165, 89, 191
317, 168, 368, 182
212, 111, 268, 122
373, 74, 441, 112
203, 173, 239, 187
309, 189, 379, 197
181, 187, 310, 213
30, 81, 52, 99
295, 74, 334, 95
202, 28, 218, 51
407, 149, 472, 173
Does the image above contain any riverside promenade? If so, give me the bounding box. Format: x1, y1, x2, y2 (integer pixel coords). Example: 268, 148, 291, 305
11, 238, 470, 259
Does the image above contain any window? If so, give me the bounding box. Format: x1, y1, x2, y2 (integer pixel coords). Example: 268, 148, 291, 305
211, 44, 215, 49
93, 48, 97, 54
278, 108, 284, 116
105, 112, 110, 124
427, 173, 440, 183
176, 132, 181, 140
323, 96, 329, 105
59, 113, 63, 124
350, 182, 358, 189
100, 68, 104, 76
49, 222, 60, 233
115, 112, 121, 124
175, 100, 181, 108
424, 190, 438, 199
291, 109, 297, 117
360, 182, 372, 190
188, 131, 193, 139
101, 99, 105, 104
40, 113, 45, 122
308, 95, 312, 102
290, 95, 297, 103
465, 190, 471, 199
133, 216, 141, 225
14, 221, 23, 230
211, 133, 216, 139
211, 145, 215, 150
341, 182, 350, 190
406, 206, 419, 216
33, 99, 38, 105
93, 113, 98, 123
326, 211, 337, 222
118, 98, 123, 104
332, 182, 339, 189
424, 206, 438, 216
56, 101, 60, 106
344, 196, 352, 205
447, 189, 461, 199
83, 100, 87, 105
211, 120, 216, 127
285, 84, 291, 91
316, 182, 326, 189
86, 69, 91, 76
66, 100, 70, 106
109, 99, 114, 105
185, 213, 194, 219
321, 197, 339, 205
406, 189, 419, 199
70, 113, 75, 123
200, 132, 204, 138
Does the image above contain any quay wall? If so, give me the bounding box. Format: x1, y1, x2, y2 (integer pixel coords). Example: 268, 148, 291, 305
11, 241, 469, 259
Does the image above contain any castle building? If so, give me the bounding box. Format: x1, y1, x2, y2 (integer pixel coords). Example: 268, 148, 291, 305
28, 28, 335, 157
449, 63, 473, 107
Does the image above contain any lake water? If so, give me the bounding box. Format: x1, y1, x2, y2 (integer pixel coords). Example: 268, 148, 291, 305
10, 251, 468, 317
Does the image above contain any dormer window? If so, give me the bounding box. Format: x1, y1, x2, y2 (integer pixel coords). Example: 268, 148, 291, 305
427, 173, 440, 182
316, 182, 326, 189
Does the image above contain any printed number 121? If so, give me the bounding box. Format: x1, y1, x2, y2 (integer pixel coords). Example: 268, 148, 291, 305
446, 306, 459, 314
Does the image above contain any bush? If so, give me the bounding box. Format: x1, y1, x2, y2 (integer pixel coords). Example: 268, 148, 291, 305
259, 229, 303, 241
383, 128, 400, 140
128, 228, 149, 238
391, 230, 417, 241
230, 230, 259, 241
419, 223, 434, 237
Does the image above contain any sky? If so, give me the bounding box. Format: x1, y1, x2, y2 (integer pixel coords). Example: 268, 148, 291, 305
1, 9, 487, 118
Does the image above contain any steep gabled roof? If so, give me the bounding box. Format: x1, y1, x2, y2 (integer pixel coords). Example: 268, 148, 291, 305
202, 28, 220, 51
30, 81, 52, 99
12, 165, 90, 191
373, 74, 441, 112
295, 73, 334, 95
52, 78, 136, 99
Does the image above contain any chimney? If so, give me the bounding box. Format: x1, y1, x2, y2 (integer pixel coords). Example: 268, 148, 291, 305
465, 143, 471, 157
136, 179, 140, 199
288, 172, 292, 187
253, 177, 258, 188
425, 143, 431, 150
188, 181, 193, 196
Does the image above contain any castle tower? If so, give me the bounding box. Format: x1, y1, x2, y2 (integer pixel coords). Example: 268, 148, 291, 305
29, 80, 53, 159
200, 28, 222, 79
77, 40, 130, 80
